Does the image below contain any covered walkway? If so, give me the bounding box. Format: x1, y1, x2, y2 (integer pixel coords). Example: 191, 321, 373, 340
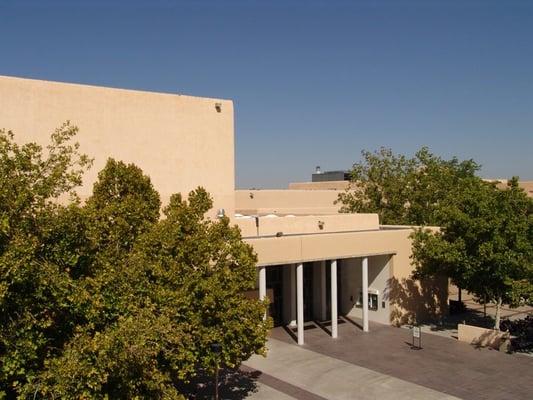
258, 255, 393, 345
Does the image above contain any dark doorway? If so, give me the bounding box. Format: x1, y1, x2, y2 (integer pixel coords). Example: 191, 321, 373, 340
266, 266, 283, 327
303, 263, 314, 321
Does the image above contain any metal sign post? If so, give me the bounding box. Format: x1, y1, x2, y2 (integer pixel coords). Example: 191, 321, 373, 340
412, 326, 422, 349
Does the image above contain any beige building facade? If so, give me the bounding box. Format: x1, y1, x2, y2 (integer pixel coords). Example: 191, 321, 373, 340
0, 75, 447, 345
0, 75, 235, 218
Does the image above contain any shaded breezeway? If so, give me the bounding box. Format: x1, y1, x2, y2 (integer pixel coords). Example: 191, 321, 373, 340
243, 320, 533, 400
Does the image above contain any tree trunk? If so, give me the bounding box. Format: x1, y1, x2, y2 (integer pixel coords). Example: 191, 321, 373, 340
494, 296, 502, 331
458, 286, 462, 303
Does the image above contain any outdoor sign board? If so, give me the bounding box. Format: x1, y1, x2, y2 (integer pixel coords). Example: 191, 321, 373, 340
412, 326, 422, 349
413, 326, 421, 338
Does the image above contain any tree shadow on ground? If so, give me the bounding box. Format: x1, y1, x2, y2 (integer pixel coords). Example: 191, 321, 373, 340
468, 327, 512, 352
386, 276, 448, 326
176, 368, 260, 399
436, 308, 494, 331
501, 315, 533, 354
386, 275, 499, 331
341, 315, 363, 330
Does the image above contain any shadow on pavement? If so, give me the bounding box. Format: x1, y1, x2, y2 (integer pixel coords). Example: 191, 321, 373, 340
176, 368, 260, 399
427, 308, 495, 331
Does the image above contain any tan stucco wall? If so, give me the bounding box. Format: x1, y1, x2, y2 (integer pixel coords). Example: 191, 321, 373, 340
0, 75, 235, 217
341, 255, 392, 325
288, 181, 350, 190
458, 324, 510, 350
236, 214, 379, 237
519, 181, 533, 197
382, 226, 447, 325
246, 228, 405, 267
484, 179, 533, 198
235, 189, 341, 215
494, 180, 533, 198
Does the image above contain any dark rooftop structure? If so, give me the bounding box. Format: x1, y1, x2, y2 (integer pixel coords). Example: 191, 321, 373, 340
312, 166, 350, 182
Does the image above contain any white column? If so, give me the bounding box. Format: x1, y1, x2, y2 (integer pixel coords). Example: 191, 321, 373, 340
331, 260, 338, 338
362, 257, 369, 332
259, 266, 267, 320
320, 260, 327, 321
296, 263, 304, 345
290, 264, 297, 327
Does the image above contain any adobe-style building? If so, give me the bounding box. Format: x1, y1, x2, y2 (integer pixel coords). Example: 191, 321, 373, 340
0, 75, 448, 345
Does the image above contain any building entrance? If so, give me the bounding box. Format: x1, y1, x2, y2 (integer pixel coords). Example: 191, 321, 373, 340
266, 262, 342, 327
303, 262, 314, 321
266, 264, 316, 327
266, 266, 284, 326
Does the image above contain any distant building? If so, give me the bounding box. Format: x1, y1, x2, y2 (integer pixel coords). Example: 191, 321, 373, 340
312, 166, 350, 182
288, 167, 351, 190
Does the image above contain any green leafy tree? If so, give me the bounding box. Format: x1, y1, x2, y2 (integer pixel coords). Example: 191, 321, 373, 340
340, 147, 532, 329
509, 279, 533, 307
337, 147, 480, 225
85, 158, 162, 264
133, 189, 270, 373
411, 178, 533, 329
0, 123, 92, 398
0, 126, 270, 399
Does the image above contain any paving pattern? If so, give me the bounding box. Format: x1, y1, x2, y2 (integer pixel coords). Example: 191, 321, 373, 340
245, 338, 459, 400
244, 320, 533, 400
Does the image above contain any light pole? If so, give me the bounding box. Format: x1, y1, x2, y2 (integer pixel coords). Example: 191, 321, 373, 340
210, 342, 222, 400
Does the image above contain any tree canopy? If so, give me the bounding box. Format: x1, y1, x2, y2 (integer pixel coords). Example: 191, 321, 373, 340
0, 124, 270, 399
337, 147, 480, 226
339, 146, 532, 329
411, 177, 533, 329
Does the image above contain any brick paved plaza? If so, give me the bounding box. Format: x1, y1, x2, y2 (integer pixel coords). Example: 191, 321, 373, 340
241, 319, 533, 400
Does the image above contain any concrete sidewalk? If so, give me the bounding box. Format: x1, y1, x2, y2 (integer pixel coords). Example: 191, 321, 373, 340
244, 338, 459, 400
248, 382, 296, 400
242, 319, 533, 400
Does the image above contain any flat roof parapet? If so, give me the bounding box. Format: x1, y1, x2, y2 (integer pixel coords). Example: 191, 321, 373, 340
235, 213, 380, 238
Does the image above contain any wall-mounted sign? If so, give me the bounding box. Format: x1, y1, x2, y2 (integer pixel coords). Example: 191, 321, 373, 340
357, 291, 379, 311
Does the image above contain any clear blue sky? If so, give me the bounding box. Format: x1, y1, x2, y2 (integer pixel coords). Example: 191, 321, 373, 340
1, 0, 532, 188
